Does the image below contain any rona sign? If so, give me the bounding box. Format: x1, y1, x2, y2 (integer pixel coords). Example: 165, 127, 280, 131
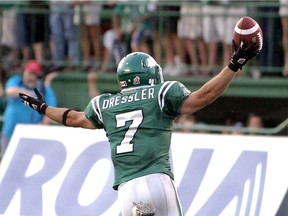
0, 125, 287, 216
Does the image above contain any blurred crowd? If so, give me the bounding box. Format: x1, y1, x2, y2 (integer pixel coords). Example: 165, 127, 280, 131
174, 112, 265, 135
0, 0, 287, 142
0, 0, 288, 79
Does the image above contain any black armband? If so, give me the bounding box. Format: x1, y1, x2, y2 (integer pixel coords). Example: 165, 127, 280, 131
62, 109, 72, 126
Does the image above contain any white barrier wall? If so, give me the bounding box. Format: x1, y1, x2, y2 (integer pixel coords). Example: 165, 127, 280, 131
0, 124, 287, 216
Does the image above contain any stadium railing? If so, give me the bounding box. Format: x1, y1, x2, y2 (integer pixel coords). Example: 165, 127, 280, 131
173, 118, 288, 136
0, 115, 287, 136
0, 1, 286, 76
0, 1, 288, 135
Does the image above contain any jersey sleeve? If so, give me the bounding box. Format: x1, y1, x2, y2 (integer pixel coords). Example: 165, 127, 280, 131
84, 96, 105, 129
162, 81, 191, 117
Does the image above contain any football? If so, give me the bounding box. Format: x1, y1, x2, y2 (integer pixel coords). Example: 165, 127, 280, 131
233, 16, 263, 51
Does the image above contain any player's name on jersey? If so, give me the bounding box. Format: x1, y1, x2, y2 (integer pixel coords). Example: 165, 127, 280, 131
102, 87, 155, 109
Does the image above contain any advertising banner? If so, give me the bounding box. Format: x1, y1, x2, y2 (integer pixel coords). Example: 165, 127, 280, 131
0, 124, 287, 216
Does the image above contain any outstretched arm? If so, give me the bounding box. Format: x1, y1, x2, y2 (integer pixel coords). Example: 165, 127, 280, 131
180, 66, 236, 114
45, 107, 96, 129
181, 41, 259, 115
19, 89, 96, 129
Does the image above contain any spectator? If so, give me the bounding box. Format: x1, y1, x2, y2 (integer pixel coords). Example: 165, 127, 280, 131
231, 121, 244, 135
250, 3, 282, 77
0, 69, 4, 98
279, 0, 288, 76
177, 1, 208, 76
16, 1, 49, 64
202, 0, 247, 75
0, 3, 19, 71
101, 28, 126, 72
112, 1, 134, 53
247, 113, 263, 128
130, 1, 159, 58
175, 114, 197, 133
49, 0, 80, 71
0, 67, 7, 114
100, 0, 160, 73
73, 0, 103, 72
102, 0, 160, 73
0, 60, 57, 159
246, 113, 264, 135
147, 0, 162, 64
160, 3, 189, 76
99, 0, 145, 72
99, 2, 121, 72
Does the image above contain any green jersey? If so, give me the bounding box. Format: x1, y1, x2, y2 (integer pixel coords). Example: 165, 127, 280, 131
84, 81, 191, 190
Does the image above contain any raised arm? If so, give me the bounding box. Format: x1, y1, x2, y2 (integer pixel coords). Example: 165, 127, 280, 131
180, 66, 236, 114
181, 41, 259, 115
19, 89, 96, 129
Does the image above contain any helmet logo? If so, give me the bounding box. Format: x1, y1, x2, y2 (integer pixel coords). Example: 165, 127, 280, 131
133, 76, 140, 85
149, 79, 154, 85
120, 81, 127, 87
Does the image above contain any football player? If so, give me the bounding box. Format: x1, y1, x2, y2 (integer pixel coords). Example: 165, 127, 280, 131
19, 41, 259, 216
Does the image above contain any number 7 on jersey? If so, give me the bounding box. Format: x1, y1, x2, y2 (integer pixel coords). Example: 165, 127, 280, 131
115, 110, 143, 154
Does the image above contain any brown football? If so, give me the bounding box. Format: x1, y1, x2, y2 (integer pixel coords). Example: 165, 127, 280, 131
233, 16, 263, 51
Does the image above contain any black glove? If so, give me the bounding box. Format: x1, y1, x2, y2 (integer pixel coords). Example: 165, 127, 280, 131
19, 88, 48, 114
228, 40, 260, 72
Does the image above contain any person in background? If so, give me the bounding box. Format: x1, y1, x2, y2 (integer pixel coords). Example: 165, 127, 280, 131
49, 0, 79, 71
100, 0, 158, 72
101, 27, 125, 72
97, 1, 121, 72
177, 1, 208, 76
175, 114, 197, 133
160, 3, 188, 76
19, 37, 259, 215
279, 0, 288, 76
97, 0, 132, 72
73, 0, 103, 72
246, 113, 264, 135
202, 0, 247, 75
253, 3, 282, 77
230, 121, 244, 135
130, 1, 159, 58
112, 0, 161, 65
16, 1, 49, 64
0, 60, 57, 159
0, 67, 7, 115
0, 3, 19, 71
112, 0, 134, 54
222, 115, 244, 135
